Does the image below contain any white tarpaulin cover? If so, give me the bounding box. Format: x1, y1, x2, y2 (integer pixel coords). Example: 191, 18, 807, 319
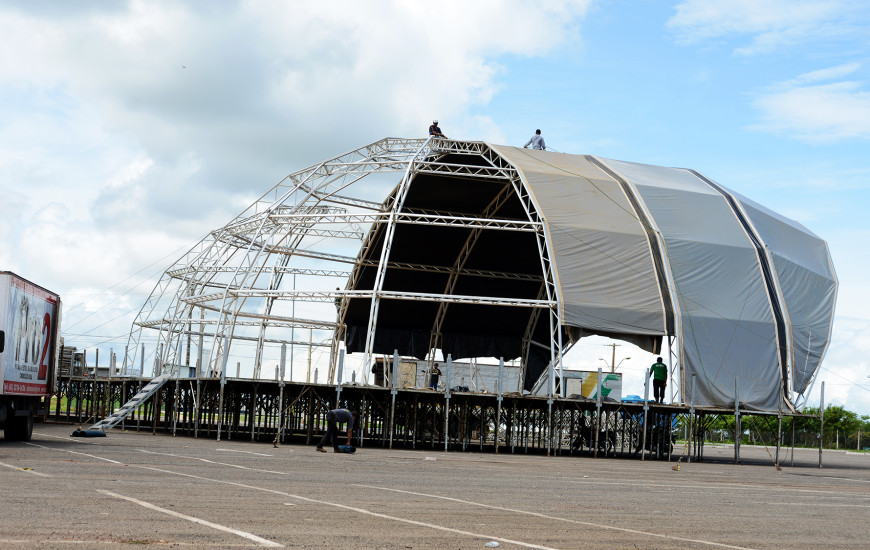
490, 146, 837, 411
728, 192, 838, 394
487, 148, 668, 337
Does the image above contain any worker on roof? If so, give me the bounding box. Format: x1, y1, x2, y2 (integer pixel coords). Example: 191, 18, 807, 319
429, 119, 447, 138
523, 129, 546, 150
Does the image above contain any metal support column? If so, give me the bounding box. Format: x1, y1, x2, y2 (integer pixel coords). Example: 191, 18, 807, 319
495, 357, 504, 455
388, 350, 398, 450
594, 367, 602, 458
444, 355, 452, 452
819, 381, 825, 469
642, 371, 650, 460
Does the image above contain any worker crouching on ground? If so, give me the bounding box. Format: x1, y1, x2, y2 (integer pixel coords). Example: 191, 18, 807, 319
316, 408, 357, 453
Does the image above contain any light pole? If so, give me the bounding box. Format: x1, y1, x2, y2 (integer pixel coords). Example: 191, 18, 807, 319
598, 356, 631, 373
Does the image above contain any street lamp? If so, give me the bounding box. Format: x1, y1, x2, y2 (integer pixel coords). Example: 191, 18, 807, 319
599, 357, 631, 373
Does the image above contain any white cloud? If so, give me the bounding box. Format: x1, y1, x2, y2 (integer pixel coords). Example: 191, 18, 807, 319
813, 316, 870, 416
750, 67, 870, 142
826, 229, 870, 322
667, 0, 859, 55
0, 0, 592, 211
667, 3, 870, 142
786, 63, 862, 86
0, 0, 592, 357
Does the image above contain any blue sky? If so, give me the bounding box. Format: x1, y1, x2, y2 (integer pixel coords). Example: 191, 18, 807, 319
1, 1, 868, 413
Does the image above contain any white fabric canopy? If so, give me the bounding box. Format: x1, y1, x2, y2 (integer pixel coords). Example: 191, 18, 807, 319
491, 146, 837, 411
728, 191, 838, 395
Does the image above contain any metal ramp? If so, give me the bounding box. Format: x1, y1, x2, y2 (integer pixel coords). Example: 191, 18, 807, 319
87, 372, 173, 432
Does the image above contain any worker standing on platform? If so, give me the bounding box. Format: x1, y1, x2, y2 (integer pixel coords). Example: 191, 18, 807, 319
650, 357, 667, 403
429, 363, 441, 390
316, 408, 356, 452
523, 129, 546, 150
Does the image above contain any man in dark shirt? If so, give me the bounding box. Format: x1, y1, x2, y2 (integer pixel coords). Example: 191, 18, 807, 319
429, 364, 441, 389
429, 120, 447, 138
316, 408, 356, 452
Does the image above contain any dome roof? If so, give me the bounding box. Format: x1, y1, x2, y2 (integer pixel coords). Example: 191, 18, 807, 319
127, 138, 837, 412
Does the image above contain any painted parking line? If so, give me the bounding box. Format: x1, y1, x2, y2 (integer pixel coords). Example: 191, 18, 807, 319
137, 449, 288, 475
0, 461, 50, 477
98, 490, 282, 548
774, 502, 870, 508
133, 465, 558, 550
561, 477, 864, 498
36, 432, 94, 444
354, 484, 757, 550
25, 442, 122, 464
816, 475, 870, 484
215, 448, 275, 456
0, 538, 263, 546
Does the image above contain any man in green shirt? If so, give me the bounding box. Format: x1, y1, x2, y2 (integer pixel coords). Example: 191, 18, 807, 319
650, 357, 667, 403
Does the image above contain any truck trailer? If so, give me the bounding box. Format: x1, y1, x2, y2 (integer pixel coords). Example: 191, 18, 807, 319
0, 272, 61, 441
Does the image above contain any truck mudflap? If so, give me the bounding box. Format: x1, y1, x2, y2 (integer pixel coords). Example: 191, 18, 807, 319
4, 398, 35, 441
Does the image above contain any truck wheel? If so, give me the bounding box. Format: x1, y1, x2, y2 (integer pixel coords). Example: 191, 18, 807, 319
19, 413, 34, 441
5, 413, 33, 441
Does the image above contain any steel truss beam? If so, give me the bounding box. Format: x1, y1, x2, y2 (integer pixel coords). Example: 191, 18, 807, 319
238, 212, 540, 231
123, 138, 433, 380
414, 161, 517, 180
122, 137, 564, 391
168, 266, 351, 278
360, 139, 564, 385
237, 138, 427, 219
223, 289, 555, 308
137, 317, 327, 330
133, 326, 332, 349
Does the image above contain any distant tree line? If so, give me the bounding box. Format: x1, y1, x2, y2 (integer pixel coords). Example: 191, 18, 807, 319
687, 406, 870, 450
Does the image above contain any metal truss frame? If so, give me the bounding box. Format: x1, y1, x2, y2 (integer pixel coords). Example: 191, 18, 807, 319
122, 137, 566, 391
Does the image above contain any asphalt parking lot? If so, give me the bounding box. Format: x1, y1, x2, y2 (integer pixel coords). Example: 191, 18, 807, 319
1, 422, 868, 549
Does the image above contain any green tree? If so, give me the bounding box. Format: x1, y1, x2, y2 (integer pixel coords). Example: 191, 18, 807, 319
797, 406, 866, 448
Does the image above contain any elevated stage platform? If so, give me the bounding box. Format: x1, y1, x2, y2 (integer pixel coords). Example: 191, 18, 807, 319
48, 375, 818, 465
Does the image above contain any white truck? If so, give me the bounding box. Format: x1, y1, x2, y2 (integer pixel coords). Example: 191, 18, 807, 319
0, 272, 61, 441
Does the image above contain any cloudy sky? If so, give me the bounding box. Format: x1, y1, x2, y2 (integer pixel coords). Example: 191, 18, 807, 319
2, 1, 869, 413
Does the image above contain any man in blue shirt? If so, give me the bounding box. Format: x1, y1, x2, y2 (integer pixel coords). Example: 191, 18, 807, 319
523, 129, 546, 150
316, 408, 356, 452
429, 120, 447, 138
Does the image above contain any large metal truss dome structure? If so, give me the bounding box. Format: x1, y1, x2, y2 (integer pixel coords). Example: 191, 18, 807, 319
123, 137, 837, 412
